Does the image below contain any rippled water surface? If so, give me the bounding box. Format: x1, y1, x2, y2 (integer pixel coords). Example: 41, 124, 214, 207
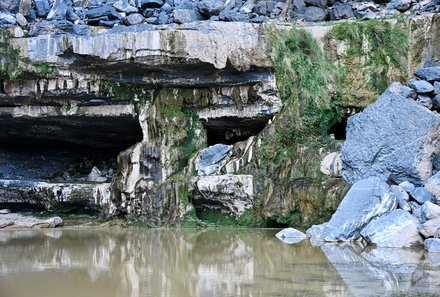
0, 228, 439, 297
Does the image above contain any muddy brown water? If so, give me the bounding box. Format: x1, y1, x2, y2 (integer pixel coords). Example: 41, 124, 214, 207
0, 228, 439, 297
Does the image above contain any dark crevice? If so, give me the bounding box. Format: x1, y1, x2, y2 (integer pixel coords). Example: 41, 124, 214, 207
328, 116, 348, 140
202, 117, 270, 146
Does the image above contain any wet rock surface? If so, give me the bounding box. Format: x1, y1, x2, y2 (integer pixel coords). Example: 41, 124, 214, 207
317, 177, 397, 242
0, 212, 62, 228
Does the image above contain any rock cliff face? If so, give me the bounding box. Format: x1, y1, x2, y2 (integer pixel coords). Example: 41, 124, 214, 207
1, 9, 439, 226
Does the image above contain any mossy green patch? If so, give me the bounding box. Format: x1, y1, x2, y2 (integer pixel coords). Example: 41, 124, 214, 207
328, 20, 408, 105
103, 81, 151, 106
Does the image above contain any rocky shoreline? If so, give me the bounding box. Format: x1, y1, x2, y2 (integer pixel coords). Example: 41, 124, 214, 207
277, 66, 440, 254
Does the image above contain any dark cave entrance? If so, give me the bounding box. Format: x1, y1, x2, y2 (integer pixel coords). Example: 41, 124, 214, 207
328, 116, 348, 140
0, 115, 143, 182
201, 117, 270, 146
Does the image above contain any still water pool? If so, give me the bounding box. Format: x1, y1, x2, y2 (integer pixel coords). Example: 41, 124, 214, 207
0, 228, 439, 297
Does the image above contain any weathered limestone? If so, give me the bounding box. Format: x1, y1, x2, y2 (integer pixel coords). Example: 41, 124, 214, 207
0, 179, 112, 211
0, 213, 63, 228
190, 174, 253, 215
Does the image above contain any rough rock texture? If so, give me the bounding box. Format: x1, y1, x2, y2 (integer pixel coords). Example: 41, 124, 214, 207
0, 213, 62, 228
315, 177, 397, 241
425, 171, 440, 203
418, 217, 440, 238
190, 174, 253, 215
360, 209, 423, 247
342, 89, 440, 185
0, 179, 112, 211
421, 201, 440, 222
275, 227, 307, 244
320, 152, 342, 177
196, 144, 232, 176
425, 238, 440, 252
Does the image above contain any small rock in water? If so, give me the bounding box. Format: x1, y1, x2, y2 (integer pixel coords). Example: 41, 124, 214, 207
0, 209, 11, 214
275, 227, 307, 244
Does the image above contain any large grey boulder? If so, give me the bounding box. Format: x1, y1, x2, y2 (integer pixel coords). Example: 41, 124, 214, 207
173, 9, 204, 23
276, 228, 307, 244
318, 177, 397, 241
304, 0, 327, 8
46, 0, 68, 20
35, 0, 51, 17
342, 89, 440, 185
421, 201, 440, 221
415, 66, 440, 81
137, 0, 164, 8
124, 12, 144, 25
425, 238, 440, 252
360, 209, 423, 247
304, 6, 327, 22
409, 78, 434, 94
388, 0, 412, 12
198, 0, 224, 16
425, 171, 440, 203
332, 3, 353, 20
412, 187, 435, 204
113, 0, 138, 13
418, 217, 440, 238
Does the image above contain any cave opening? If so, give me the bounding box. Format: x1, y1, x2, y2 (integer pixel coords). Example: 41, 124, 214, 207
328, 116, 348, 140
202, 117, 270, 146
0, 115, 143, 182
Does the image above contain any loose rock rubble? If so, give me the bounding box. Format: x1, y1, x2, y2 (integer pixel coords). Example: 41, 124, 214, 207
1, 0, 440, 31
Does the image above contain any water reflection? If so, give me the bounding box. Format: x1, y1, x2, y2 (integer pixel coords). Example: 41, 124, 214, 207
0, 229, 438, 297
321, 243, 440, 296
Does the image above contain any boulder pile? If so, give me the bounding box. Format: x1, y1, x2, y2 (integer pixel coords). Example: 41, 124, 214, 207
303, 66, 440, 253
0, 0, 439, 30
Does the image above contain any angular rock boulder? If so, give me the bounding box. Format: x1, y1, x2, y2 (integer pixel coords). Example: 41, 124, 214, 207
360, 209, 423, 247
342, 89, 440, 185
421, 201, 440, 222
418, 217, 440, 238
425, 171, 440, 203
425, 238, 440, 253
319, 177, 397, 241
415, 66, 440, 82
